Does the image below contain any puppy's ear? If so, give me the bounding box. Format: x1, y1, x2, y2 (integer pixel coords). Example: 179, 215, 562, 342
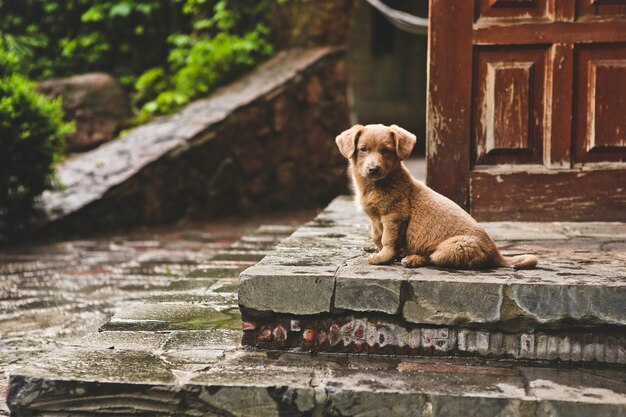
335, 124, 364, 159
390, 125, 417, 160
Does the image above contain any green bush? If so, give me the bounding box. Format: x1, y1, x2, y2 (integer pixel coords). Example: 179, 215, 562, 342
134, 0, 274, 120
0, 45, 73, 236
0, 0, 187, 87
1, 0, 275, 121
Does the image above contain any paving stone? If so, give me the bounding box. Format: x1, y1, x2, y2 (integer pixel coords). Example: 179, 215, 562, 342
482, 222, 569, 240
325, 391, 426, 417
162, 329, 242, 351
520, 367, 626, 404
102, 303, 241, 331
211, 250, 267, 262
335, 261, 404, 314
8, 350, 626, 416
70, 331, 170, 351
11, 348, 175, 386
186, 266, 246, 278
238, 265, 337, 314
256, 225, 300, 235
0, 215, 301, 415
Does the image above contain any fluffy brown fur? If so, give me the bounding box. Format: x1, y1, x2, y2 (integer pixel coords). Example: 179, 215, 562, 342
335, 124, 538, 270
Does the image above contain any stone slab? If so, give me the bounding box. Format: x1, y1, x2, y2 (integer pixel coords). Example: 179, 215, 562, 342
239, 265, 337, 314
403, 278, 504, 326
335, 263, 405, 314
8, 345, 626, 416
101, 302, 241, 331
239, 196, 626, 332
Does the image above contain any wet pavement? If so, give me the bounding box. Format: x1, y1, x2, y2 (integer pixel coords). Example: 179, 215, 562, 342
3, 159, 626, 416
0, 211, 314, 415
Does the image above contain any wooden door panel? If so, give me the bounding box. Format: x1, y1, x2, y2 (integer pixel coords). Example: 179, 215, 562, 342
476, 0, 548, 20
428, 0, 626, 220
575, 45, 626, 163
473, 47, 546, 165
577, 0, 626, 20
470, 168, 626, 221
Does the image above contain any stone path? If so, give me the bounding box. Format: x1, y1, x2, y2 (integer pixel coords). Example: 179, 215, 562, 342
0, 211, 312, 415
4, 160, 626, 416
8, 340, 626, 416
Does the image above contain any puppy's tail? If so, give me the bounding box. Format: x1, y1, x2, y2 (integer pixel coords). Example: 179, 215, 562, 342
502, 254, 538, 270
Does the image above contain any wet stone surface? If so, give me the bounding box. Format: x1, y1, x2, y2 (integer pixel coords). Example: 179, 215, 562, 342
239, 196, 626, 333
7, 341, 626, 416
0, 212, 308, 415
4, 192, 626, 416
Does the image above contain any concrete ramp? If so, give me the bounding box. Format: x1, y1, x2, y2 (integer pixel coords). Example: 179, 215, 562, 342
39, 48, 350, 235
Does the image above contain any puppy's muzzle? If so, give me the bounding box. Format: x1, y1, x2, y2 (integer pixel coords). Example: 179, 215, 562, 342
367, 166, 381, 176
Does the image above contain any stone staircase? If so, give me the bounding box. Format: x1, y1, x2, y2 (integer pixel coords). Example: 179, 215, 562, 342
6, 198, 626, 416
239, 197, 626, 366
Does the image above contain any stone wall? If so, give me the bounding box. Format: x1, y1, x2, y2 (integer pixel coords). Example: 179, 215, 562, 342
269, 0, 357, 49
38, 48, 350, 236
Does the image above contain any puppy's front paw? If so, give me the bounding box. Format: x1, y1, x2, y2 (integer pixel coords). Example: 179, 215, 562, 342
368, 252, 393, 265
401, 255, 428, 268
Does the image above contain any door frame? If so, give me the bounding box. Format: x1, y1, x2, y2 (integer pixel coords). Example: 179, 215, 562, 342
426, 0, 474, 211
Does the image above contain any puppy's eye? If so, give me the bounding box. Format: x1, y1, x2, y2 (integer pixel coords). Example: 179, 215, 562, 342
359, 146, 368, 153
381, 148, 393, 155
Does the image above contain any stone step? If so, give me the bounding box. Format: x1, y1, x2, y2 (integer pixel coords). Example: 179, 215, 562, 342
98, 225, 293, 333
7, 330, 626, 416
238, 196, 626, 364
0, 219, 294, 416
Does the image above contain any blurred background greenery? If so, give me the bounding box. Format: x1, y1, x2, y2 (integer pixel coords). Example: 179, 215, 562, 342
0, 0, 276, 120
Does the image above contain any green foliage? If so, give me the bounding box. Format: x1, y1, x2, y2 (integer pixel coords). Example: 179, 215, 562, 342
0, 0, 188, 87
1, 0, 275, 120
135, 0, 274, 120
0, 43, 73, 235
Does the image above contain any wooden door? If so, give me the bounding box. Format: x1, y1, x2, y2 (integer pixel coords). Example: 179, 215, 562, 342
427, 0, 626, 221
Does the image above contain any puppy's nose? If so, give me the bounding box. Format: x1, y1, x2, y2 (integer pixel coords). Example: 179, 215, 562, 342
368, 166, 381, 175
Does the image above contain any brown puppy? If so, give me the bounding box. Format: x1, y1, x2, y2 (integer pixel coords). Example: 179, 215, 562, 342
335, 124, 537, 270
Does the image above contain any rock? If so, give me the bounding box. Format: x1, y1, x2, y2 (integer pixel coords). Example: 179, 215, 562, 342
37, 73, 131, 152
